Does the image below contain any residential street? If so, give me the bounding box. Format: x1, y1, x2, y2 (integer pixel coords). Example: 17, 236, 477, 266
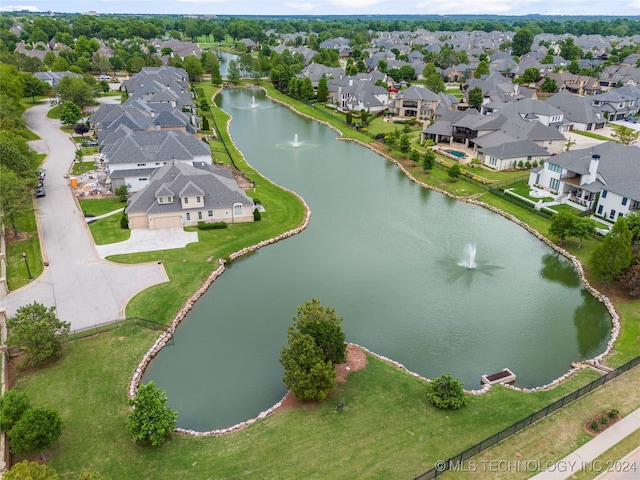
1, 101, 168, 331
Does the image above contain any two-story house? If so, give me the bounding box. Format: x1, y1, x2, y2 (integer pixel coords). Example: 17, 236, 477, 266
126, 161, 255, 229
528, 142, 640, 220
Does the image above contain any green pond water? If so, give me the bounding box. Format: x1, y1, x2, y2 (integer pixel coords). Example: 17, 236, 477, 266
143, 89, 611, 431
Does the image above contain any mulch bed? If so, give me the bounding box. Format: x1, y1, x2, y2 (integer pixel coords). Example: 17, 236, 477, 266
584, 410, 622, 436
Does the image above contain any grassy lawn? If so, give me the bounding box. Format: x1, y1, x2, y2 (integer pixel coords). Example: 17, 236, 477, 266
79, 198, 126, 216
441, 366, 640, 479
16, 324, 621, 480
12, 83, 640, 479
572, 130, 612, 141
4, 206, 44, 290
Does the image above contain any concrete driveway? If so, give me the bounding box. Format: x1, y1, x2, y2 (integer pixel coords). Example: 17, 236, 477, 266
2, 101, 169, 331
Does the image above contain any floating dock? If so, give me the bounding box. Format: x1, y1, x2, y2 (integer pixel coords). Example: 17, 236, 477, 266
481, 368, 516, 385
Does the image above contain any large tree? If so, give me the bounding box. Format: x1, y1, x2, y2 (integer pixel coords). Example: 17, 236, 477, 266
291, 298, 346, 365
56, 76, 94, 112
0, 166, 35, 238
0, 390, 31, 431
7, 301, 71, 368
182, 55, 205, 82
590, 216, 633, 285
0, 130, 40, 178
316, 75, 329, 103
474, 60, 490, 78
59, 101, 83, 125
227, 59, 241, 84
280, 331, 336, 401
128, 381, 177, 446
512, 29, 534, 57
467, 86, 483, 111
20, 73, 49, 103
8, 408, 63, 455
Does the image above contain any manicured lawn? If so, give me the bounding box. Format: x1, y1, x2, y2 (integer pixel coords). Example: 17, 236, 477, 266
47, 104, 61, 119
572, 130, 612, 141
79, 198, 126, 216
4, 206, 43, 290
87, 212, 131, 245
16, 324, 615, 480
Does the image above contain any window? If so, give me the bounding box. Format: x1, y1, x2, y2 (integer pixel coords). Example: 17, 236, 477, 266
234, 204, 242, 216
609, 209, 616, 220
198, 211, 202, 220
622, 197, 628, 206
138, 178, 148, 182
597, 205, 603, 215
137, 163, 146, 167
196, 196, 201, 203
186, 212, 190, 221
549, 177, 559, 191
602, 190, 607, 198
159, 197, 163, 204
184, 197, 189, 204
208, 210, 213, 217
548, 163, 561, 173
155, 162, 161, 166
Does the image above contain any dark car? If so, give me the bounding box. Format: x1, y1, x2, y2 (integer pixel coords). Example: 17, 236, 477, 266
626, 116, 638, 123
35, 186, 46, 197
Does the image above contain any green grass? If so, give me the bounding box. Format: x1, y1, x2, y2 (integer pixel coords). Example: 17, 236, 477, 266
47, 105, 61, 119
4, 207, 44, 290
70, 160, 99, 176
572, 130, 612, 141
87, 214, 131, 245
16, 325, 615, 480
79, 198, 126, 216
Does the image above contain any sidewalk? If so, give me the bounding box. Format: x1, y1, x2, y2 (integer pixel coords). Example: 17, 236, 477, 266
530, 407, 640, 479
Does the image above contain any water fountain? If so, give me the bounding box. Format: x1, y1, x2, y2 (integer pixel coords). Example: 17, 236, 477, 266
458, 243, 477, 270
290, 133, 303, 148
250, 96, 258, 109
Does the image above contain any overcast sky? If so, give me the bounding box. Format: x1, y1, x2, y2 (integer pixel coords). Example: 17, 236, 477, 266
2, 0, 640, 16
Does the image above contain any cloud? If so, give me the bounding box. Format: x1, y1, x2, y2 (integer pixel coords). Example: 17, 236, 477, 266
415, 0, 519, 14
328, 0, 387, 8
284, 2, 317, 11
0, 4, 41, 11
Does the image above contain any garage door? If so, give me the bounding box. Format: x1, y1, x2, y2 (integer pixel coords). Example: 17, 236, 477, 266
152, 215, 182, 229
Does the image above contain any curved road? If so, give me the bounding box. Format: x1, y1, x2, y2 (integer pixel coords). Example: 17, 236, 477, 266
2, 101, 168, 331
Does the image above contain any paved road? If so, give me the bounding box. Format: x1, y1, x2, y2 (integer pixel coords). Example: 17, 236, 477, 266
2, 101, 168, 331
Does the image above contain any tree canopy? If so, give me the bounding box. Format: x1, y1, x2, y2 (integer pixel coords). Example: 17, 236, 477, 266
590, 216, 633, 284
128, 381, 177, 446
426, 373, 467, 410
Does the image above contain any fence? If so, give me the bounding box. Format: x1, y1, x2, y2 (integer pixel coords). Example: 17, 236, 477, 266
64, 317, 168, 342
414, 354, 640, 479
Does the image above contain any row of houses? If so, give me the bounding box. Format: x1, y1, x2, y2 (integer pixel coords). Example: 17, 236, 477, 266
88, 66, 255, 230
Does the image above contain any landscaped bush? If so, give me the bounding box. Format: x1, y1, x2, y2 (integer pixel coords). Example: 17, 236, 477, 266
253, 209, 261, 221
120, 215, 129, 230
426, 373, 467, 410
198, 221, 228, 230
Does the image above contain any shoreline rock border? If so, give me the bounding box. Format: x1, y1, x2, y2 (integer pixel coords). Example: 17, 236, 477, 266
128, 85, 619, 436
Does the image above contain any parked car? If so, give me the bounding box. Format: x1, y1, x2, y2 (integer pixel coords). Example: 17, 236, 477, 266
99, 74, 111, 81
625, 116, 638, 123
37, 168, 46, 180
35, 186, 45, 197
82, 140, 98, 147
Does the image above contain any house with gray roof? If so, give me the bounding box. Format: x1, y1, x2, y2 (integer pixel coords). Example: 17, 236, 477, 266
481, 98, 565, 130
126, 161, 254, 230
528, 142, 640, 219
391, 85, 440, 121
590, 89, 639, 121
546, 91, 606, 132
102, 127, 212, 192
334, 77, 389, 113
34, 70, 82, 87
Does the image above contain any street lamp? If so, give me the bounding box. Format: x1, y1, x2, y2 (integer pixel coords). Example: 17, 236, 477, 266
22, 252, 32, 279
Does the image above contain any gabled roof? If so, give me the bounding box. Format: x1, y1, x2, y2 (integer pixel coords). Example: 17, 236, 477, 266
545, 142, 640, 200
126, 161, 254, 216
546, 91, 605, 125
478, 139, 549, 159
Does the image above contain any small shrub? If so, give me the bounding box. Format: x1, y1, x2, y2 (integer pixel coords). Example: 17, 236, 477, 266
253, 209, 261, 221
590, 420, 600, 431
426, 373, 467, 410
252, 198, 262, 205
120, 215, 129, 230
600, 416, 609, 425
423, 139, 435, 147
608, 409, 619, 419
198, 221, 228, 230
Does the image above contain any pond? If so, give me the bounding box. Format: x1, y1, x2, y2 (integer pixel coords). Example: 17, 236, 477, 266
143, 89, 611, 431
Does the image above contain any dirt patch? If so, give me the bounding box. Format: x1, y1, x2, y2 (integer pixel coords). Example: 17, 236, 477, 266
584, 410, 622, 436
277, 344, 367, 411
4, 231, 32, 247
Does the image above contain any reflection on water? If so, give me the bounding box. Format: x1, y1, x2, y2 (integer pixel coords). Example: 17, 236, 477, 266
540, 253, 581, 288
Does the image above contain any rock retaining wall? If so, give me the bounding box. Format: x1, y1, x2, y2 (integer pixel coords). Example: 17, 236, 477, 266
129, 86, 620, 436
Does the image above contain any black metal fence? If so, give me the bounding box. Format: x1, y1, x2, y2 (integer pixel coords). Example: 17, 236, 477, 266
414, 354, 640, 479
64, 317, 168, 342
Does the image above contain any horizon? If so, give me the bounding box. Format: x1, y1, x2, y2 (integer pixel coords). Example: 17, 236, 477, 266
2, 1, 640, 18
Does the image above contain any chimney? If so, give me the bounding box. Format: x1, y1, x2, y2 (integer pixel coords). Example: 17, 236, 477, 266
587, 153, 600, 184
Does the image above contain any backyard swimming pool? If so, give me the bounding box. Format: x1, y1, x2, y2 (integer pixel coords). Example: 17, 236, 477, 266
444, 149, 467, 158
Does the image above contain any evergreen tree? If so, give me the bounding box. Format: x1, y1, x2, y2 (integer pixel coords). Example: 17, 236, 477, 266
316, 75, 329, 103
